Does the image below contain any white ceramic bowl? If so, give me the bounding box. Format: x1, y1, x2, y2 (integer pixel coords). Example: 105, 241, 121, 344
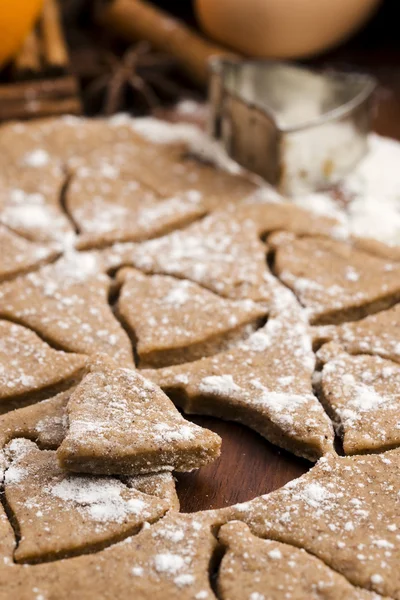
196, 0, 382, 58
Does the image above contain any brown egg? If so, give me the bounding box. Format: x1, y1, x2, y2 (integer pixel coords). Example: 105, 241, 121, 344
196, 0, 382, 58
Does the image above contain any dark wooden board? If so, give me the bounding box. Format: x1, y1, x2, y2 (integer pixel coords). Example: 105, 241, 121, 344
176, 56, 400, 514
177, 416, 310, 512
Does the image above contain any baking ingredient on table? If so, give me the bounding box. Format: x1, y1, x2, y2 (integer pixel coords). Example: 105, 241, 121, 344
282, 120, 363, 196
294, 133, 400, 245
196, 0, 382, 58
0, 0, 43, 66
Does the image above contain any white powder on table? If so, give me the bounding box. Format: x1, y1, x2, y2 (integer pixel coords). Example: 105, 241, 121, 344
295, 133, 400, 246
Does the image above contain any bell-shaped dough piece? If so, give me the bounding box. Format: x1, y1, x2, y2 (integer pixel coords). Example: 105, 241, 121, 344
3, 439, 169, 564
0, 321, 87, 413
229, 450, 400, 598
117, 268, 266, 367
0, 224, 59, 283
144, 282, 334, 461
217, 521, 384, 600
274, 236, 400, 324
57, 356, 221, 476
313, 303, 400, 365
104, 211, 272, 303
317, 342, 400, 454
0, 252, 133, 365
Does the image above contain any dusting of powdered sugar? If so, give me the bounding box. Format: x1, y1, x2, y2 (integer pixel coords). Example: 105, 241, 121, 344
295, 134, 400, 245
3, 439, 32, 484
163, 281, 191, 306
344, 381, 389, 412
199, 374, 241, 395
50, 477, 147, 523
298, 482, 336, 510
23, 149, 50, 168
282, 120, 361, 196
4, 464, 28, 484
154, 553, 185, 574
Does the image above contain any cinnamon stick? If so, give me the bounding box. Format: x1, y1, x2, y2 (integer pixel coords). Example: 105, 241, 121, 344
0, 96, 81, 122
13, 29, 42, 79
41, 0, 69, 72
0, 76, 82, 121
0, 77, 79, 103
96, 0, 237, 87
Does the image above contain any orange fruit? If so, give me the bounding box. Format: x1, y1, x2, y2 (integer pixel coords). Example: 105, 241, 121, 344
0, 0, 44, 66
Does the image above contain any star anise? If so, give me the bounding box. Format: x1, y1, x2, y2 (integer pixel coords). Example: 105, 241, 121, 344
84, 41, 192, 116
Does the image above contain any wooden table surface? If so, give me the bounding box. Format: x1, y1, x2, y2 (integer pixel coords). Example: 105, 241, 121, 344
176, 48, 400, 514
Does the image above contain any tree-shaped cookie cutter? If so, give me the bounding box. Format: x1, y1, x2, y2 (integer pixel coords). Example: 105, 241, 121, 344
209, 59, 376, 196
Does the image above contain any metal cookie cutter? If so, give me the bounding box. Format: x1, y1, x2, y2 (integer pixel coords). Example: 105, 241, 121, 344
209, 59, 376, 196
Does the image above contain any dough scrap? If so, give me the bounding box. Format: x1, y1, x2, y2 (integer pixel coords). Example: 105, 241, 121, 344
117, 268, 266, 367
274, 236, 400, 324
3, 439, 169, 564
144, 281, 334, 461
2, 115, 400, 599
229, 450, 400, 598
217, 521, 385, 600
57, 356, 221, 476
0, 320, 87, 413
0, 509, 225, 600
